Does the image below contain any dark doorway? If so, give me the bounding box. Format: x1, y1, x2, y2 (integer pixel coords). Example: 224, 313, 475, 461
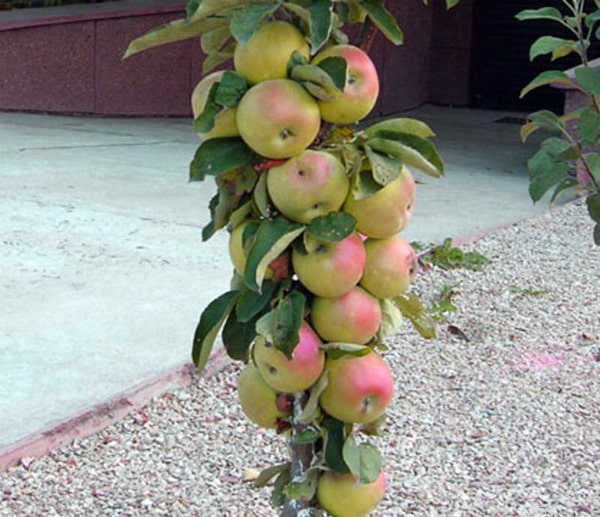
471, 0, 585, 112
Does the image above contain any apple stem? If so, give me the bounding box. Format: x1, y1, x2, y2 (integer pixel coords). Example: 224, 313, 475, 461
280, 393, 323, 517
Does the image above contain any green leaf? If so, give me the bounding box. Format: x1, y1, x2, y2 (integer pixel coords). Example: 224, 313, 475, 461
186, 0, 201, 20
363, 144, 403, 186
593, 223, 600, 245
190, 0, 248, 21
193, 83, 220, 134
526, 110, 567, 134
323, 416, 350, 473
202, 42, 236, 75
529, 36, 577, 61
365, 117, 435, 139
520, 70, 577, 98
123, 16, 228, 59
235, 280, 278, 322
360, 0, 403, 45
191, 290, 240, 372
201, 179, 236, 241
285, 470, 319, 502
244, 220, 304, 291
366, 134, 444, 178
527, 149, 569, 202
305, 212, 356, 242
587, 193, 600, 223
271, 465, 292, 507
575, 66, 600, 99
393, 292, 436, 339
200, 24, 232, 54
213, 71, 248, 106
320, 342, 371, 359
189, 138, 252, 182
272, 291, 306, 359
445, 0, 460, 8
378, 298, 404, 340
351, 168, 384, 201
307, 0, 334, 53
584, 153, 600, 184
221, 309, 256, 361
579, 108, 600, 145
293, 426, 320, 444
299, 371, 329, 424
255, 462, 291, 488
230, 1, 281, 44
515, 7, 563, 23
550, 177, 578, 203
342, 435, 382, 484
316, 56, 347, 91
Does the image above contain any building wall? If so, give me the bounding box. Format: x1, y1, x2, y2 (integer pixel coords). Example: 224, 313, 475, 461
0, 2, 476, 117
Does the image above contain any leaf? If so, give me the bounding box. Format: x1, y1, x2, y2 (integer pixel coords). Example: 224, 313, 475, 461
244, 220, 304, 292
527, 148, 569, 202
299, 371, 329, 424
255, 462, 291, 488
575, 66, 600, 99
190, 138, 252, 182
520, 70, 577, 98
230, 1, 281, 44
360, 0, 403, 45
515, 7, 563, 23
378, 298, 404, 340
526, 110, 566, 134
579, 108, 600, 145
366, 134, 444, 178
271, 465, 292, 507
190, 0, 248, 21
201, 179, 236, 241
323, 416, 350, 473
305, 212, 356, 242
293, 426, 320, 444
363, 144, 403, 186
342, 435, 382, 484
529, 36, 577, 61
285, 470, 319, 502
221, 310, 256, 361
351, 168, 384, 201
236, 280, 278, 322
316, 56, 347, 91
585, 153, 600, 184
550, 177, 578, 203
587, 192, 600, 223
320, 342, 371, 359
213, 71, 248, 107
307, 0, 334, 53
200, 24, 232, 54
272, 291, 306, 359
365, 117, 435, 139
123, 16, 227, 59
191, 290, 240, 372
393, 292, 436, 339
202, 43, 236, 75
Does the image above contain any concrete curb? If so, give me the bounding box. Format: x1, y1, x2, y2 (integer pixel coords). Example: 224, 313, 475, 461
0, 348, 231, 472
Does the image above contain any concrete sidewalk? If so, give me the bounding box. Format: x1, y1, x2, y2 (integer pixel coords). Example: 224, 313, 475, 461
0, 105, 547, 452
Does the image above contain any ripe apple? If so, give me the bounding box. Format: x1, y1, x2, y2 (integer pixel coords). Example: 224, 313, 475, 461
190, 71, 239, 141
311, 44, 380, 124
253, 321, 325, 393
237, 362, 291, 429
267, 149, 350, 224
360, 235, 417, 299
310, 286, 381, 345
317, 470, 386, 517
344, 165, 415, 239
234, 20, 310, 85
319, 352, 393, 424
292, 232, 365, 297
236, 79, 321, 159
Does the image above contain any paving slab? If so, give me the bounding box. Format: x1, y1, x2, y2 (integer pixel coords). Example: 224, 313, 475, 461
0, 105, 547, 449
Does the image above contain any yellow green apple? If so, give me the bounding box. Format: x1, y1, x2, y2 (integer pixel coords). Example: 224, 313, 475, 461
190, 71, 239, 140
253, 321, 325, 393
237, 362, 291, 429
310, 286, 381, 345
236, 79, 321, 159
234, 20, 309, 85
292, 232, 365, 297
344, 165, 415, 239
267, 149, 350, 223
360, 235, 417, 299
311, 44, 380, 124
317, 470, 386, 517
319, 352, 393, 424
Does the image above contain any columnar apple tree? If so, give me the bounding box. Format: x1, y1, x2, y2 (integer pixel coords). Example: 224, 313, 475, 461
126, 1, 458, 515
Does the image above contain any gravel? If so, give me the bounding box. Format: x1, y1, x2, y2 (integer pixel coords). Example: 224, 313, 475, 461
1, 199, 599, 516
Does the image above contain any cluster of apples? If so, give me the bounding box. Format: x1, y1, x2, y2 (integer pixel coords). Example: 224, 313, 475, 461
191, 20, 418, 517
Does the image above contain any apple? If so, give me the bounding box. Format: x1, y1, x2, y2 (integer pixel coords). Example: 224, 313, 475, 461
310, 286, 381, 345
317, 471, 386, 517
236, 79, 321, 159
319, 352, 393, 424
360, 235, 417, 299
237, 362, 291, 429
190, 71, 239, 140
311, 44, 380, 124
344, 165, 415, 239
253, 321, 325, 393
292, 232, 365, 297
234, 20, 310, 85
267, 149, 350, 224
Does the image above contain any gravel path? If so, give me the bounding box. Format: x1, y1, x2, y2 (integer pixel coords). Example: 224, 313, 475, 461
1, 199, 599, 516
